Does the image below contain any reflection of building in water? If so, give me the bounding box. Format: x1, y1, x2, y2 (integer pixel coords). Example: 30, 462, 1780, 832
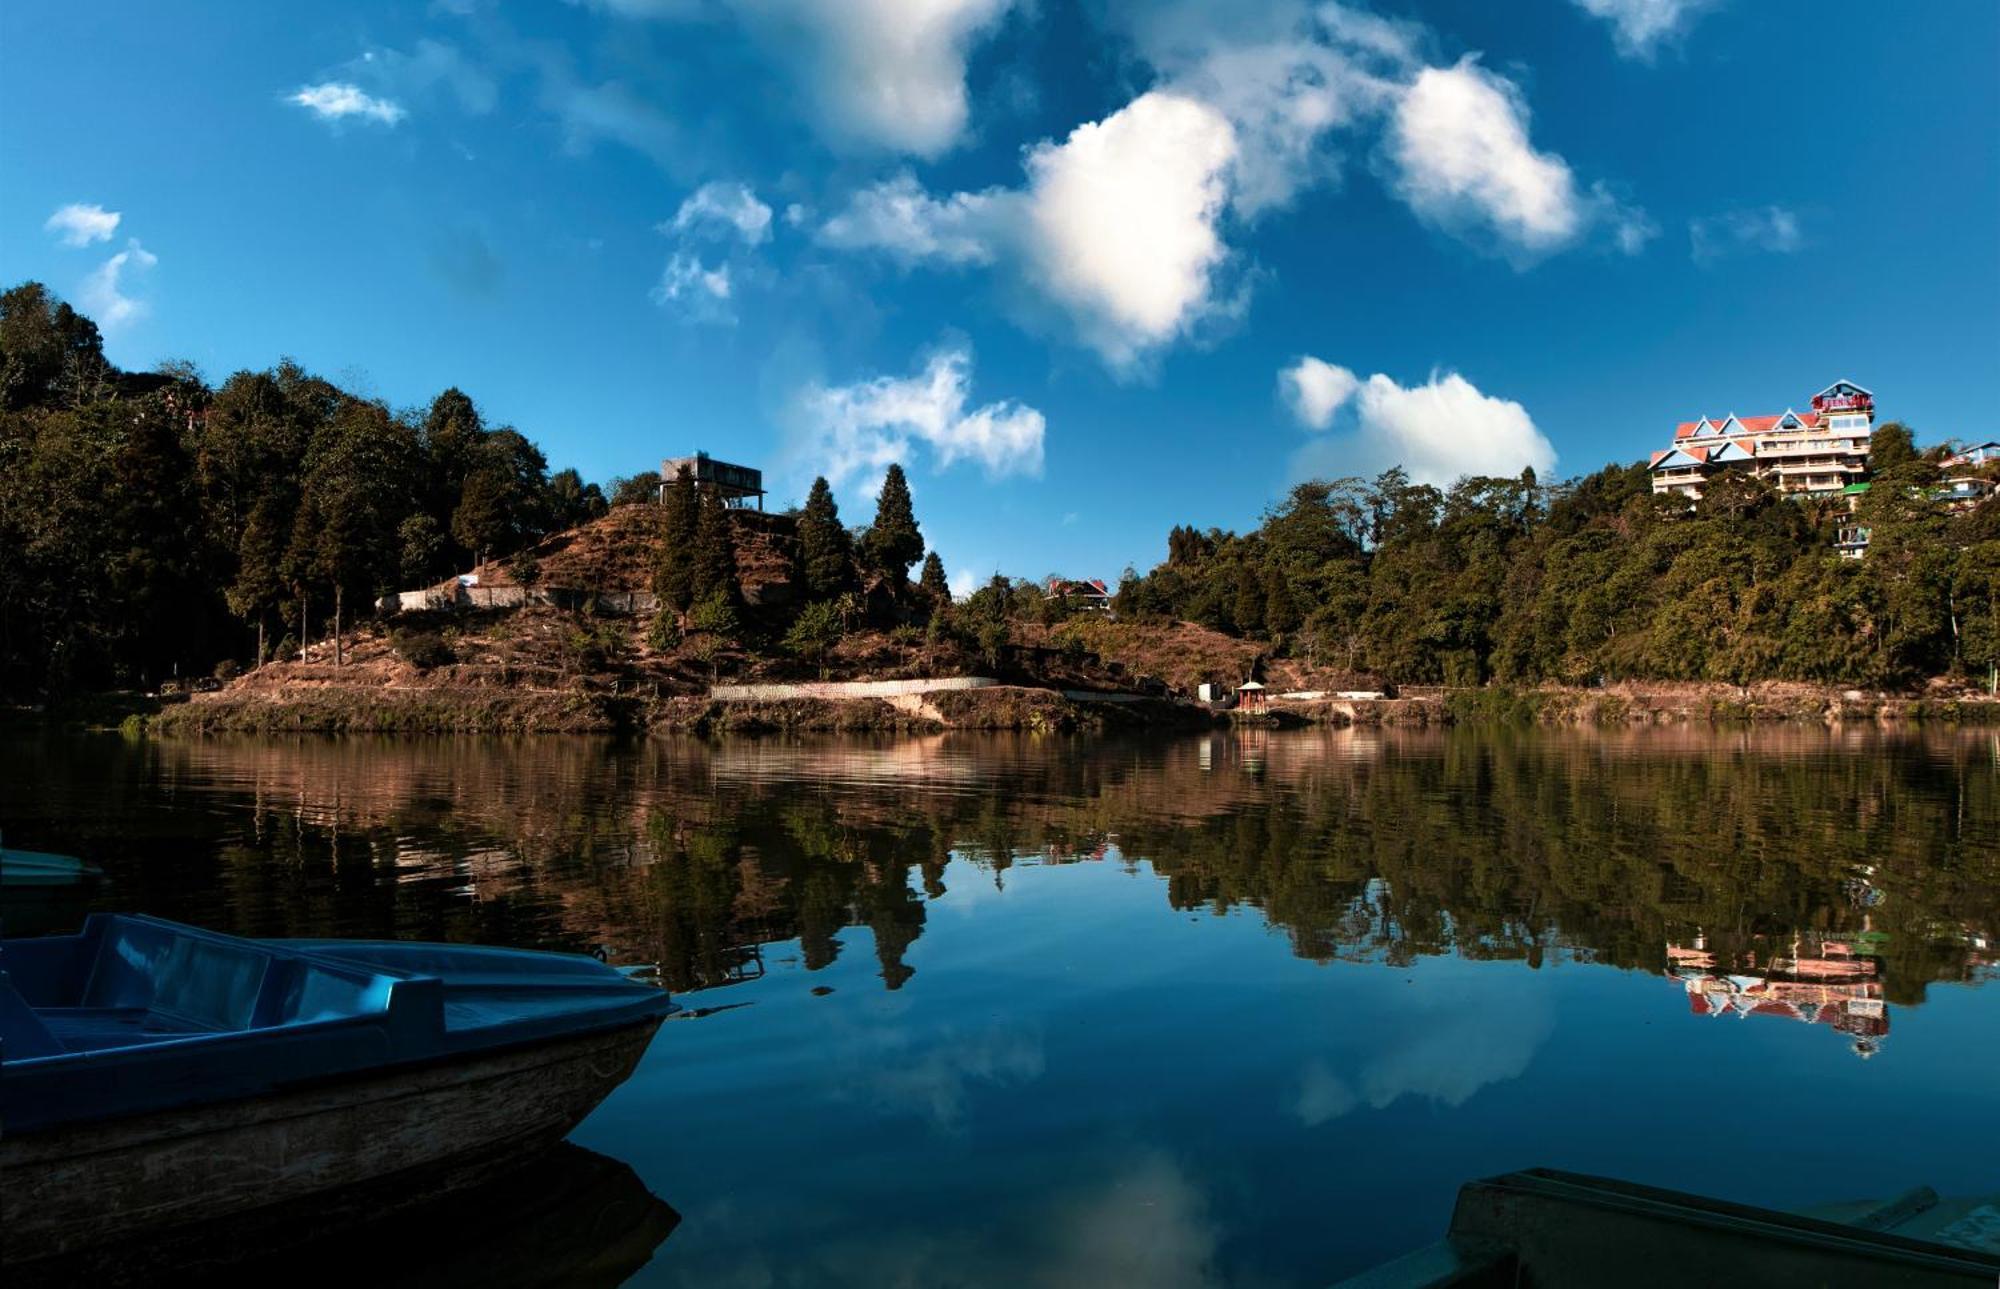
1668, 934, 1889, 1059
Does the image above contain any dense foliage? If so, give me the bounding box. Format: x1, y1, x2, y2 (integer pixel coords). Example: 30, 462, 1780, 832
0, 282, 605, 697
1114, 453, 2000, 689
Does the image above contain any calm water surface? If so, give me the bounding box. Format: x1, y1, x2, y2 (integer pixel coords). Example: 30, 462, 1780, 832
4, 727, 1997, 1284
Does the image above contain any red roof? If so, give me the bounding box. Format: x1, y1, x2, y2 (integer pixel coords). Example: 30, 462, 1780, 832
1675, 411, 1820, 441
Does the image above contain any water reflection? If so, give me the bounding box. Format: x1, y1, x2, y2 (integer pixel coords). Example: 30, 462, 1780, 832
4, 727, 1998, 1284
3, 728, 1994, 1012
15, 1142, 678, 1289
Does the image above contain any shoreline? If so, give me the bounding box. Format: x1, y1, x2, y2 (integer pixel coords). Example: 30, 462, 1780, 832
59, 679, 1994, 736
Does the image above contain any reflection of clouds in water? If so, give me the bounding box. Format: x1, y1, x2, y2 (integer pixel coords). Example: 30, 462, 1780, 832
1294, 981, 1552, 1125
854, 1024, 1047, 1129
661, 1149, 1221, 1288
1037, 1150, 1221, 1289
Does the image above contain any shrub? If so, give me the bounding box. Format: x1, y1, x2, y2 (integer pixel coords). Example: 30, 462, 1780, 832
390, 629, 456, 672
212, 658, 242, 682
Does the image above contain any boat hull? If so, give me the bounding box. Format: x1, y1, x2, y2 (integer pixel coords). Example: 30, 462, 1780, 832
1, 1016, 662, 1268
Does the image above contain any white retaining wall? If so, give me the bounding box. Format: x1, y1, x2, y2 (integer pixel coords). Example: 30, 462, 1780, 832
709, 677, 1000, 701
382, 587, 660, 616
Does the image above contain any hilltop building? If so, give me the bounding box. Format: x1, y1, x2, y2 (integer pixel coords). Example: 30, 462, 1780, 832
659, 451, 765, 509
1045, 577, 1112, 612
1648, 379, 1876, 500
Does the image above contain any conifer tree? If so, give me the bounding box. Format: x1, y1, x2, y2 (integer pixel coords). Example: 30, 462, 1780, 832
691, 482, 738, 605
919, 550, 950, 599
653, 465, 698, 611
797, 476, 853, 598
861, 463, 922, 581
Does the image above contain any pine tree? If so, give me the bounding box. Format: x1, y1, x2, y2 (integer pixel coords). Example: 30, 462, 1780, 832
653, 465, 698, 611
691, 482, 738, 605
797, 476, 853, 598
861, 463, 922, 581
919, 550, 949, 599
1233, 570, 1266, 636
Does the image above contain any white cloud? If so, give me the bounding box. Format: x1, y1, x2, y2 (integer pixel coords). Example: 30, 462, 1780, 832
1572, 0, 1719, 60
651, 252, 734, 323
1280, 356, 1359, 429
1385, 58, 1587, 260
821, 91, 1239, 371
668, 180, 774, 244
799, 344, 1044, 492
1689, 205, 1803, 263
733, 0, 1014, 156
288, 81, 407, 125
1111, 1, 1416, 219
1019, 92, 1239, 368
949, 567, 980, 600
1289, 362, 1555, 488
44, 203, 120, 247
818, 173, 1002, 266
79, 239, 159, 330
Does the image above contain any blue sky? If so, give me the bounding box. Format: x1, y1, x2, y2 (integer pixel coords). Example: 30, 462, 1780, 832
5, 1, 1997, 590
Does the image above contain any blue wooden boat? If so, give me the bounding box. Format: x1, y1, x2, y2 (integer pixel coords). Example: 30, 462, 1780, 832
1, 914, 677, 1268
0, 846, 104, 886
1336, 1168, 2000, 1287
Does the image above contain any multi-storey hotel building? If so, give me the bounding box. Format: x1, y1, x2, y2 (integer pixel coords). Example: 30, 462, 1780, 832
1649, 380, 1876, 500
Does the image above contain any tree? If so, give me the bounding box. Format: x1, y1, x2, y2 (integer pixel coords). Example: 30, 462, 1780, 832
0, 281, 110, 411
545, 467, 606, 529
653, 464, 699, 612
783, 600, 844, 678
861, 463, 922, 581
919, 551, 950, 599
688, 593, 739, 682
797, 476, 854, 598
609, 473, 662, 507
691, 482, 738, 605
288, 401, 416, 666
1871, 422, 1919, 473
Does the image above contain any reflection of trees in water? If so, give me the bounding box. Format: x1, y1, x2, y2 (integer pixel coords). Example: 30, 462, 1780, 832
16, 730, 1994, 1001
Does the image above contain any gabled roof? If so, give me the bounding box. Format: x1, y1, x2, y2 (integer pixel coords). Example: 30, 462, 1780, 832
1674, 411, 1819, 440
1709, 440, 1755, 463
1652, 447, 1710, 470
1814, 379, 1873, 400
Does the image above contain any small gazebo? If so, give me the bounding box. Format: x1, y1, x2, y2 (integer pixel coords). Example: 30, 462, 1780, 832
1235, 681, 1268, 710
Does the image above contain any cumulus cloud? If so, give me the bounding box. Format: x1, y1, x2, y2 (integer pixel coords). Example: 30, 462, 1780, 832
1280, 356, 1360, 429
1018, 92, 1240, 367
815, 4, 1645, 368
1689, 205, 1803, 263
798, 344, 1045, 492
821, 91, 1239, 370
288, 81, 407, 125
817, 173, 1002, 265
1572, 0, 1720, 60
651, 252, 734, 323
79, 239, 159, 330
668, 180, 774, 244
1109, 0, 1416, 219
44, 203, 121, 247
1385, 59, 1586, 259
1288, 360, 1556, 488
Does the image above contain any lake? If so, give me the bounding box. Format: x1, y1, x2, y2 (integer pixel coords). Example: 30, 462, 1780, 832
3, 726, 1997, 1284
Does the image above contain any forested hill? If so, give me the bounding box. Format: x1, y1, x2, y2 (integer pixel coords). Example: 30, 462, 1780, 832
5, 277, 1997, 704
1112, 454, 2000, 690
0, 281, 629, 698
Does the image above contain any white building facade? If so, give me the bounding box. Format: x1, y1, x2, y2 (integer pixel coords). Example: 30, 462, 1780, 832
1648, 380, 1876, 500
